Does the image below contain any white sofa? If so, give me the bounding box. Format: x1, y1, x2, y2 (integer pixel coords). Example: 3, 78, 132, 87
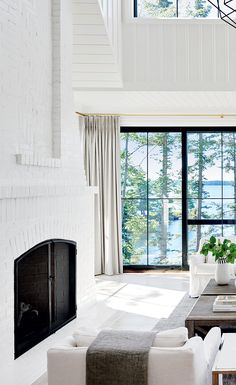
189, 236, 236, 297
47, 327, 221, 385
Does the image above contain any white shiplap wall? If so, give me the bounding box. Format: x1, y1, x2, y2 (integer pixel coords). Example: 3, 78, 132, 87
72, 0, 122, 88
73, 0, 236, 94
122, 7, 236, 91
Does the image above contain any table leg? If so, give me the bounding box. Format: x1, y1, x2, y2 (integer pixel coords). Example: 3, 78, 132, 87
212, 372, 219, 385
185, 319, 195, 338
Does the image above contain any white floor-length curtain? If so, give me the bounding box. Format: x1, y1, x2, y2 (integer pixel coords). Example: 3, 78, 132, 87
81, 115, 123, 275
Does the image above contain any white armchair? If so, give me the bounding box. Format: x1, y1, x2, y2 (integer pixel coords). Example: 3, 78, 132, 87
189, 237, 236, 297
47, 327, 221, 385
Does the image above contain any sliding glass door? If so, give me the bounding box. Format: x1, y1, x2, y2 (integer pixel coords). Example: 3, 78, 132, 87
121, 128, 236, 268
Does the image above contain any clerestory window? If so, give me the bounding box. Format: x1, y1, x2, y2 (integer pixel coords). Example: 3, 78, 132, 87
134, 0, 219, 19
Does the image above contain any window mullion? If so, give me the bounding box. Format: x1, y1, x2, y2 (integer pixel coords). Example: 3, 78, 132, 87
147, 132, 149, 266
182, 130, 188, 268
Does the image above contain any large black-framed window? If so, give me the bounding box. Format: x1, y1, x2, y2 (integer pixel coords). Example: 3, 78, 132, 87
121, 127, 236, 269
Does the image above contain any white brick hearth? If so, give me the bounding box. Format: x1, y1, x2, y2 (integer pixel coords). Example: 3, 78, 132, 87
0, 0, 96, 384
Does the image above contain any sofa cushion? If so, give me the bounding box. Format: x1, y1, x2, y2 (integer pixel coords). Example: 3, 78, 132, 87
196, 262, 236, 276
72, 328, 99, 347
196, 263, 216, 275
152, 327, 188, 347
205, 253, 216, 264
73, 333, 95, 347
72, 327, 188, 348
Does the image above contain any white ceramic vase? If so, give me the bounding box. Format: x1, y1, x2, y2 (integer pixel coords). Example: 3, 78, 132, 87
215, 262, 231, 285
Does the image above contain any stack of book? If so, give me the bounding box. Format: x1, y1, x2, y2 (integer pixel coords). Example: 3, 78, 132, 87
213, 295, 236, 312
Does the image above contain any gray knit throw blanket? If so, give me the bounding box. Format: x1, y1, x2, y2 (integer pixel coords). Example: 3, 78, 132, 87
86, 330, 156, 385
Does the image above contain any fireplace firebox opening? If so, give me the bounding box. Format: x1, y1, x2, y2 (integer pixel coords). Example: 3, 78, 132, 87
14, 239, 76, 358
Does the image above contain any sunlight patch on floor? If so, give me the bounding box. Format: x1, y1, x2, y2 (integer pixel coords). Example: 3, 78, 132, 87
98, 280, 186, 319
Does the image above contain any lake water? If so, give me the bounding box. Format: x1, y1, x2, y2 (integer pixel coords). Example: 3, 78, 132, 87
131, 184, 236, 266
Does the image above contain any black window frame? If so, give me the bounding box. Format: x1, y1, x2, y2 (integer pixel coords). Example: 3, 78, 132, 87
134, 0, 138, 17
121, 126, 236, 270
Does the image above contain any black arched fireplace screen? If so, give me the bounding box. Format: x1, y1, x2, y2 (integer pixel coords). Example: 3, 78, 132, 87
14, 239, 76, 358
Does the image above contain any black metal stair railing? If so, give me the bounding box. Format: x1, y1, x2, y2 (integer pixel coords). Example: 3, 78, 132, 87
207, 0, 236, 27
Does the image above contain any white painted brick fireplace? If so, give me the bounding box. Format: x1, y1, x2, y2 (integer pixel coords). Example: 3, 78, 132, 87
0, 0, 96, 383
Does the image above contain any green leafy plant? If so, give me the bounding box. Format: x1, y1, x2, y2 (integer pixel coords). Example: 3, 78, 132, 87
201, 236, 236, 264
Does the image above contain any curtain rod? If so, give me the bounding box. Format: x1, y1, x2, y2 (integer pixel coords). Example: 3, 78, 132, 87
76, 112, 236, 118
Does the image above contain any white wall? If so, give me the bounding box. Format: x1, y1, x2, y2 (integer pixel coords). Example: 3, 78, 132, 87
0, 1, 52, 165
122, 0, 236, 91
0, 0, 96, 379
72, 0, 123, 88
120, 115, 236, 127
99, 0, 122, 65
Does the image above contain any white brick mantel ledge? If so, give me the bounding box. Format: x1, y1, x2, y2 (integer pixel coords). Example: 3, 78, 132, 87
0, 185, 98, 200
16, 153, 62, 168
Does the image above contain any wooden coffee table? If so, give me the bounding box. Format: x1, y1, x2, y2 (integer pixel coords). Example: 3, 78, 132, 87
185, 295, 236, 338
185, 279, 236, 337
212, 333, 236, 385
202, 279, 236, 296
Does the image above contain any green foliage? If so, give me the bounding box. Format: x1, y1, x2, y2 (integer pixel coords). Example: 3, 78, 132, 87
200, 236, 236, 263
186, 0, 211, 18
143, 0, 176, 17
188, 133, 219, 199
187, 133, 223, 248
122, 199, 147, 263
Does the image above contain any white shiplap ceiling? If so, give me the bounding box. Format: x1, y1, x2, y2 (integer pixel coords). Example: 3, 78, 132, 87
74, 91, 236, 114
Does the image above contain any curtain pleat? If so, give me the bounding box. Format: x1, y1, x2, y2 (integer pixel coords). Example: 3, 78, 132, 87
81, 115, 122, 275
